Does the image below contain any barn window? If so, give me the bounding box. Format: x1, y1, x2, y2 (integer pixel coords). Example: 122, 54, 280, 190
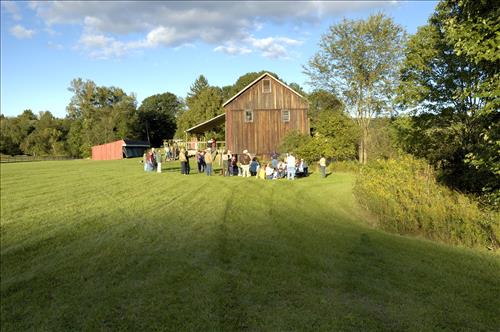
245, 109, 253, 123
282, 109, 290, 122
262, 79, 271, 93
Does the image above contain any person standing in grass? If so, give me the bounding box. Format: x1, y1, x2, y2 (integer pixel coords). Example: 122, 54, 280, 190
249, 157, 259, 176
230, 154, 238, 176
145, 149, 154, 172
186, 149, 191, 174
286, 152, 296, 180
173, 142, 178, 160
179, 148, 188, 175
155, 149, 162, 173
297, 158, 308, 177
165, 145, 170, 161
196, 150, 205, 173
150, 148, 157, 171
271, 151, 279, 169
240, 150, 251, 177
204, 148, 213, 176
222, 149, 230, 176
319, 155, 326, 178
142, 151, 149, 172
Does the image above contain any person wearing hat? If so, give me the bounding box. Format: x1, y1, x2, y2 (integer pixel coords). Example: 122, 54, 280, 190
222, 149, 231, 176
239, 149, 251, 177
204, 147, 213, 176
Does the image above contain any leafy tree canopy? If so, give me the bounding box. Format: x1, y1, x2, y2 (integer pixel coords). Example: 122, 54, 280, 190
305, 13, 406, 163
137, 92, 181, 146
66, 78, 138, 157
396, 0, 499, 201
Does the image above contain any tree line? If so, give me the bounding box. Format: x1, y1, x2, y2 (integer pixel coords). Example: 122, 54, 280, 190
1, 0, 497, 204
0, 71, 278, 158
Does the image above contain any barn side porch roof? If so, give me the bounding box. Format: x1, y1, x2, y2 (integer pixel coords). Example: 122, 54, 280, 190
185, 113, 226, 134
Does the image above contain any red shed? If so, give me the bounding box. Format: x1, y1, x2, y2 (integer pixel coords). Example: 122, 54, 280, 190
91, 139, 150, 160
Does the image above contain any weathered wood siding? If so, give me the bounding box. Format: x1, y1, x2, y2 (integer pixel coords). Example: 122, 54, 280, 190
225, 75, 309, 156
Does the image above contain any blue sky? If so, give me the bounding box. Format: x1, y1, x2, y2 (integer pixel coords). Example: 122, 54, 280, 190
1, 1, 438, 118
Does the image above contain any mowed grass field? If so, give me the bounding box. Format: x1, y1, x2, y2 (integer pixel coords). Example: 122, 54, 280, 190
1, 159, 499, 331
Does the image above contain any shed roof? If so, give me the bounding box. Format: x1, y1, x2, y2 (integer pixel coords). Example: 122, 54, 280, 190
185, 113, 226, 134
123, 139, 150, 147
222, 72, 306, 108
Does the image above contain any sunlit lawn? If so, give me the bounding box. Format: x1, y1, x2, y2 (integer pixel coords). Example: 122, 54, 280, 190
1, 159, 499, 331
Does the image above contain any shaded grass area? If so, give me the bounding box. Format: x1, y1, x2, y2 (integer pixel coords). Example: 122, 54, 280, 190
1, 159, 499, 331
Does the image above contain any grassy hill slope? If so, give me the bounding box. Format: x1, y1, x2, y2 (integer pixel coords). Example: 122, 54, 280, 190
1, 159, 499, 331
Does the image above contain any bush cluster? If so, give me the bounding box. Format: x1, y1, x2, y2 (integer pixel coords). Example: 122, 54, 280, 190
353, 156, 499, 249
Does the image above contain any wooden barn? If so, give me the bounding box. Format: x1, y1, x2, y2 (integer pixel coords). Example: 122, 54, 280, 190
186, 73, 309, 156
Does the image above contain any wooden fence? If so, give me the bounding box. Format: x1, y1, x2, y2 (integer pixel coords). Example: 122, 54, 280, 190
0, 155, 78, 163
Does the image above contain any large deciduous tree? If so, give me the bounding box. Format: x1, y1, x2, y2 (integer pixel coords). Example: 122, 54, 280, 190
21, 111, 67, 156
279, 90, 358, 162
396, 0, 499, 199
0, 110, 37, 155
66, 78, 137, 157
137, 92, 181, 146
304, 13, 406, 164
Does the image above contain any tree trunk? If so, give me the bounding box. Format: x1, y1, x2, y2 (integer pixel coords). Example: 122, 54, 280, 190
363, 128, 369, 164
358, 138, 364, 164
358, 128, 369, 164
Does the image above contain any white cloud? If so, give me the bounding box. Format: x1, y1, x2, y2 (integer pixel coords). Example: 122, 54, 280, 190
47, 41, 64, 50
246, 36, 303, 59
79, 33, 114, 48
29, 1, 390, 58
2, 1, 22, 20
77, 33, 131, 59
213, 35, 302, 59
10, 25, 36, 39
174, 43, 196, 51
214, 44, 252, 56
146, 26, 179, 46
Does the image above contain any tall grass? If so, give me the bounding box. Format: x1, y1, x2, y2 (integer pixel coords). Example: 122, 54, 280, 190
329, 160, 361, 173
354, 156, 500, 249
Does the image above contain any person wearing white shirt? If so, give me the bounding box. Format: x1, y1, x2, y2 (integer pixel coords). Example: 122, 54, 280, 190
286, 152, 296, 180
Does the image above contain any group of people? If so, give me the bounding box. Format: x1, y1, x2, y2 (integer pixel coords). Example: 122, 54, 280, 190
220, 150, 309, 180
163, 142, 180, 161
144, 146, 327, 179
193, 148, 216, 176
259, 152, 309, 180
143, 148, 162, 173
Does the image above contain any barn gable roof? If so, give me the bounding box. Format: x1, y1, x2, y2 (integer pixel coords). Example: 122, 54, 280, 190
222, 72, 306, 108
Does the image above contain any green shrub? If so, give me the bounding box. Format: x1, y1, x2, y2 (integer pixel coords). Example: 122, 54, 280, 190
353, 155, 499, 249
